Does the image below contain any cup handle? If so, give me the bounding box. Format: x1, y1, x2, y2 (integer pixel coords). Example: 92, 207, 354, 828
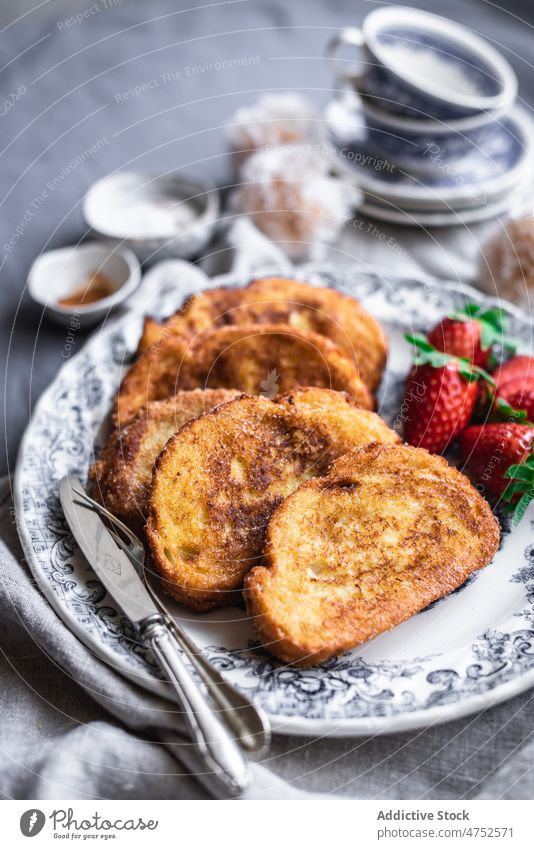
326, 27, 366, 90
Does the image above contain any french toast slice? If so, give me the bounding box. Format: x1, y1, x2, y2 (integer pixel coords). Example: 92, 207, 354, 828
90, 389, 239, 531
138, 316, 165, 353
136, 277, 387, 391
115, 334, 193, 426
146, 389, 399, 611
115, 323, 373, 426
245, 443, 500, 666
247, 278, 387, 391
192, 325, 373, 403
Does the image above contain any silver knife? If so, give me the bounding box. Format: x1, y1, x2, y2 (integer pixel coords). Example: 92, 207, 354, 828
59, 474, 251, 798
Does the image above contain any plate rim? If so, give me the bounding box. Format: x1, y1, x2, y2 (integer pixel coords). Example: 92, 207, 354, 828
359, 187, 526, 227
13, 261, 534, 737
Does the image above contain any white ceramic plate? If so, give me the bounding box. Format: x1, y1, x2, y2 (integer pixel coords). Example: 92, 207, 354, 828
15, 261, 534, 736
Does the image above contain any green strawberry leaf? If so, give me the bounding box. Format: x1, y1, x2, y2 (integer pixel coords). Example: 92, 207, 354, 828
502, 449, 534, 525
405, 334, 455, 369
404, 333, 434, 352
513, 490, 534, 526
479, 307, 506, 330
450, 303, 482, 321
457, 360, 477, 381
480, 321, 496, 352
495, 397, 531, 424
502, 480, 531, 498
503, 465, 534, 482
450, 304, 519, 354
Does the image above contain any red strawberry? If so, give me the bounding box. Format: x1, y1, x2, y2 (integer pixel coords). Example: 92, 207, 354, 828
460, 423, 534, 496
493, 355, 534, 390
427, 304, 518, 368
404, 361, 478, 454
428, 317, 488, 367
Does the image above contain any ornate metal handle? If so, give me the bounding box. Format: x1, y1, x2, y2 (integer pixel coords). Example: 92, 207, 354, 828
141, 614, 251, 798
143, 567, 270, 757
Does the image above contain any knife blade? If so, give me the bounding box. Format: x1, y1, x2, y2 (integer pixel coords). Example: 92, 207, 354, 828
59, 474, 156, 624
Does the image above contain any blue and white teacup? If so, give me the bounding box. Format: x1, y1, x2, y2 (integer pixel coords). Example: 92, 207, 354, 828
327, 6, 517, 120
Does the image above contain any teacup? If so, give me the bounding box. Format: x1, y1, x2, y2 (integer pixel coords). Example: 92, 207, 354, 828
327, 6, 517, 120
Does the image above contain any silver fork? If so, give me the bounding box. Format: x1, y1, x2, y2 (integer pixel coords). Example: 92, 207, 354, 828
71, 485, 271, 758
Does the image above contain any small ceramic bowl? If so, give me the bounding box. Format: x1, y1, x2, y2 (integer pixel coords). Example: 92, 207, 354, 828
328, 6, 517, 120
83, 172, 220, 264
28, 242, 141, 328
360, 97, 507, 170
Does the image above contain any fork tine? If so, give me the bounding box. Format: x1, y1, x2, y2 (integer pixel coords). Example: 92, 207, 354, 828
104, 524, 145, 577
73, 495, 145, 572
73, 487, 145, 551
73, 496, 126, 535
73, 487, 126, 526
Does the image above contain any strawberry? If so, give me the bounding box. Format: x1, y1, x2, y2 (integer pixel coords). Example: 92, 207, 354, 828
493, 355, 534, 390
460, 423, 534, 506
428, 316, 488, 366
427, 304, 518, 368
496, 376, 534, 421
404, 361, 478, 453
402, 334, 487, 453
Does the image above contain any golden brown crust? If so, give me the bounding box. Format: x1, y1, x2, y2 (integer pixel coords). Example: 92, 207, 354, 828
90, 389, 240, 531
114, 323, 373, 427
193, 325, 373, 404
247, 278, 387, 391
136, 277, 387, 391
137, 317, 165, 353
245, 443, 500, 666
115, 334, 192, 426
146, 389, 399, 611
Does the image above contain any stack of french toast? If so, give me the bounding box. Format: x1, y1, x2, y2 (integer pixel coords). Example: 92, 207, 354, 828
91, 277, 499, 666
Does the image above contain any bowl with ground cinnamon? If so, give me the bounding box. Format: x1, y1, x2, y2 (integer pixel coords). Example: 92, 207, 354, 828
28, 242, 141, 328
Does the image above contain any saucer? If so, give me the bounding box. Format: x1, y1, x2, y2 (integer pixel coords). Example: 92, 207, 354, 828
360, 180, 531, 228
326, 98, 534, 215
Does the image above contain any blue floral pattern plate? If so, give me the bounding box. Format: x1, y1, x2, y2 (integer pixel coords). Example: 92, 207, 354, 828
14, 261, 534, 736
